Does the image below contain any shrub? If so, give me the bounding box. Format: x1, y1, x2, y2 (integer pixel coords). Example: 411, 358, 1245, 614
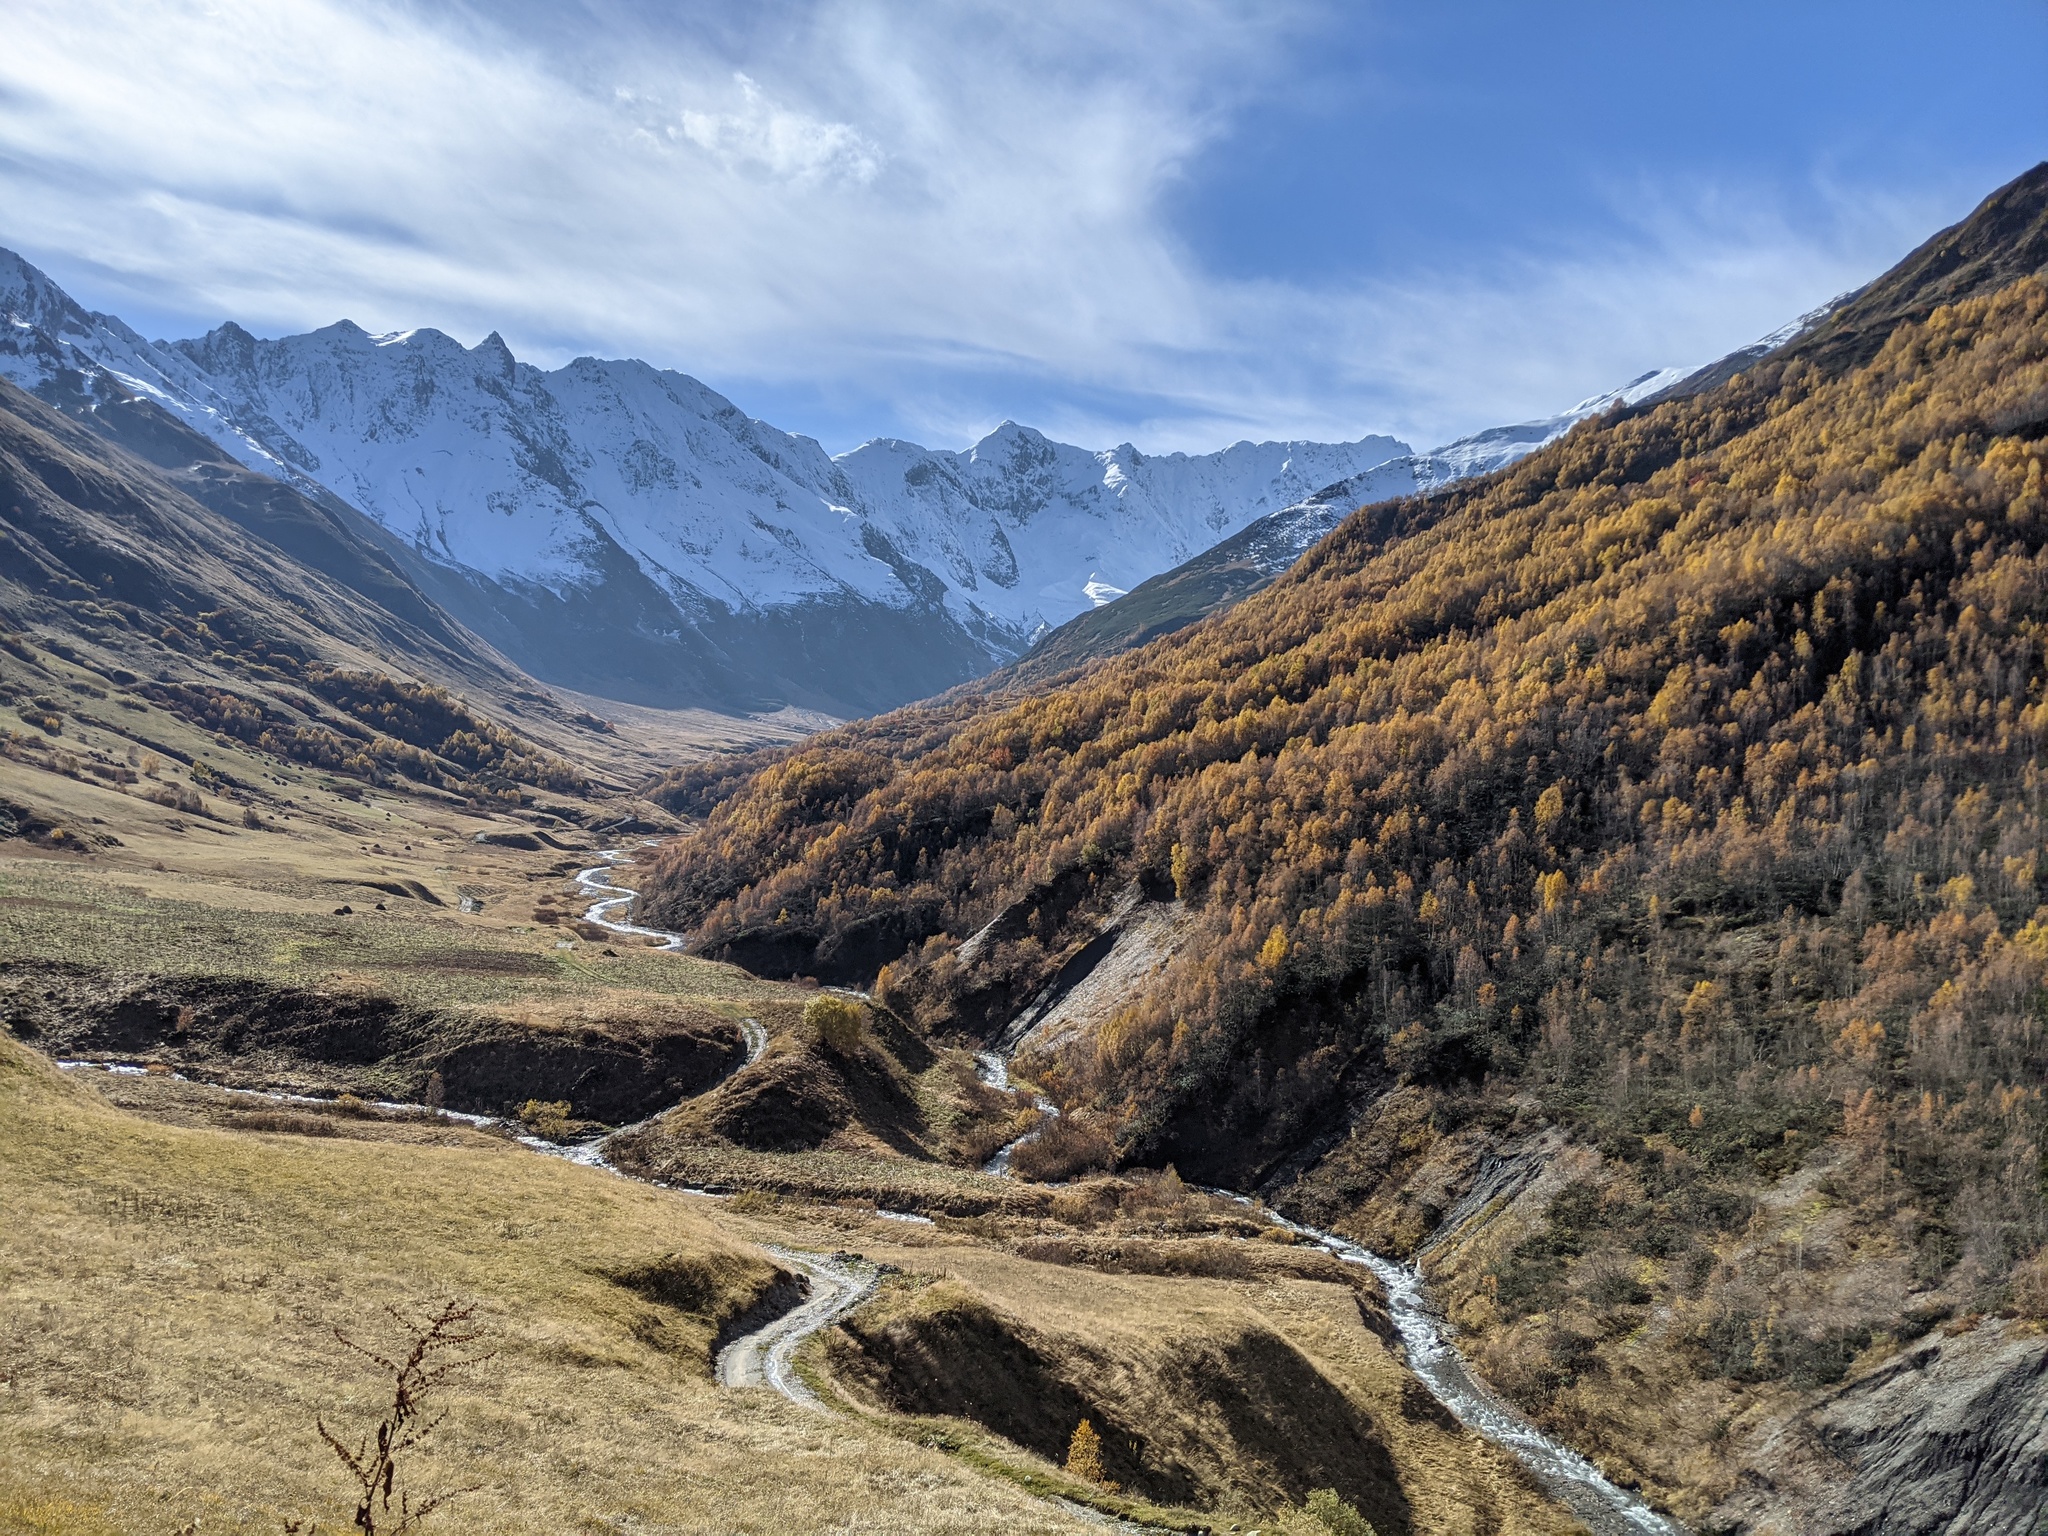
1304, 1488, 1377, 1536
1582, 1253, 1653, 1309
1008, 1114, 1116, 1182
231, 1110, 339, 1137
803, 995, 866, 1054
519, 1099, 573, 1140
1699, 1309, 1873, 1387
145, 784, 204, 814
2011, 1248, 2048, 1318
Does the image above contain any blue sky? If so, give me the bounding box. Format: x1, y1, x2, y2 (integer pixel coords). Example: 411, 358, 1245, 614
0, 1, 2041, 455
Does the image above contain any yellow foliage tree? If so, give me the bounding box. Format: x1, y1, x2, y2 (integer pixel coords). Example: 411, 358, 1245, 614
1064, 1419, 1110, 1487
803, 994, 865, 1054
1257, 924, 1290, 970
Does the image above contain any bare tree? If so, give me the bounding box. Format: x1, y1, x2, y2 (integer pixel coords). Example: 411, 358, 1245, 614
288, 1299, 492, 1535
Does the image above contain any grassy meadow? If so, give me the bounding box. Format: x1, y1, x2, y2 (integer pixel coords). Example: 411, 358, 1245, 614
0, 653, 1593, 1534
0, 1032, 1123, 1536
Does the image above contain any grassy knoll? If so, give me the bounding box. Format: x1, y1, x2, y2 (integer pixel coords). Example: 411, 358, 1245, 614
0, 1032, 1114, 1535
736, 1202, 1579, 1536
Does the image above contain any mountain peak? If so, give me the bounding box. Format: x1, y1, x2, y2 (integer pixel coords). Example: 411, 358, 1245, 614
476, 329, 516, 381
0, 251, 1690, 715
173, 318, 261, 375
978, 419, 1044, 444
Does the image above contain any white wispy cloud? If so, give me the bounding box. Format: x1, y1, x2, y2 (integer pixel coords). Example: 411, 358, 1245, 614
0, 0, 1953, 453
663, 73, 884, 185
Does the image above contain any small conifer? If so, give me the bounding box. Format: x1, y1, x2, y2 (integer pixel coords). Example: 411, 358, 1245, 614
1064, 1418, 1109, 1487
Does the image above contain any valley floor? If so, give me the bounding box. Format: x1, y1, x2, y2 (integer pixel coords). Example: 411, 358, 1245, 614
6, 663, 2040, 1535
0, 735, 1575, 1536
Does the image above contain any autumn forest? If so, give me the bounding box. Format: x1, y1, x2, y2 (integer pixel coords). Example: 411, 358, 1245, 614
640, 176, 2048, 1488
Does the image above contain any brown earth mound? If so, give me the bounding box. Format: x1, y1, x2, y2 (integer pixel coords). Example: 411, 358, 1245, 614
825, 1279, 1412, 1529
646, 1006, 948, 1157
0, 960, 742, 1121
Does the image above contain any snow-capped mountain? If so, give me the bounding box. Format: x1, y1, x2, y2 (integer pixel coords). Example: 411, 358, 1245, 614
1012, 345, 1887, 681
0, 246, 1409, 715
1225, 365, 1697, 580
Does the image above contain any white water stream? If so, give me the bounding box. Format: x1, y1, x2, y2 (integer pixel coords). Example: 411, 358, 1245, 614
1212, 1196, 1683, 1536
574, 845, 689, 950
968, 1030, 1680, 1534
973, 1049, 1061, 1176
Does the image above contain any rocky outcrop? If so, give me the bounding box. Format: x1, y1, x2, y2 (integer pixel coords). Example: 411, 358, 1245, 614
1713, 1317, 2048, 1536
1000, 886, 1198, 1056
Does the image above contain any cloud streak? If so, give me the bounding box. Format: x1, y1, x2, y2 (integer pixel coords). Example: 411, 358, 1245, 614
0, 0, 1953, 453
667, 74, 885, 185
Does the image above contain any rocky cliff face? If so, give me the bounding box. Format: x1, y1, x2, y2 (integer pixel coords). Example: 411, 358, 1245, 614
1716, 1317, 2048, 1536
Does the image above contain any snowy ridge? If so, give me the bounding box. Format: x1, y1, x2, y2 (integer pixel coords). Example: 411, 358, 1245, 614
0, 246, 1412, 712
4, 245, 1787, 713
1229, 365, 1699, 576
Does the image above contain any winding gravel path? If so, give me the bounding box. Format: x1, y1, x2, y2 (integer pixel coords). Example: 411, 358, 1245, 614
714, 1247, 878, 1407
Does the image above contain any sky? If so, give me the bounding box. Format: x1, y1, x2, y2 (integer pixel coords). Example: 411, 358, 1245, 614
0, 0, 2042, 457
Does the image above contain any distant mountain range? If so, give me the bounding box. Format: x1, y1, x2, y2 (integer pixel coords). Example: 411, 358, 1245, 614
0, 248, 1701, 717
1016, 365, 1700, 676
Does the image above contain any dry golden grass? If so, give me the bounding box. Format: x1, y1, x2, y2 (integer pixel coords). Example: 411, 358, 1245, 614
0, 1034, 1114, 1535
0, 661, 1591, 1533
737, 1205, 1582, 1536
0, 850, 796, 1017
0, 647, 753, 999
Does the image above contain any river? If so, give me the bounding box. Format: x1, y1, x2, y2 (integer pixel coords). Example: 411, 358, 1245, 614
61, 842, 1686, 1532
1214, 1195, 1683, 1536
574, 846, 689, 950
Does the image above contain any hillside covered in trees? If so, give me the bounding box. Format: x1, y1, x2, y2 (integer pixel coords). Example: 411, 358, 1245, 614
644, 167, 2048, 1322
